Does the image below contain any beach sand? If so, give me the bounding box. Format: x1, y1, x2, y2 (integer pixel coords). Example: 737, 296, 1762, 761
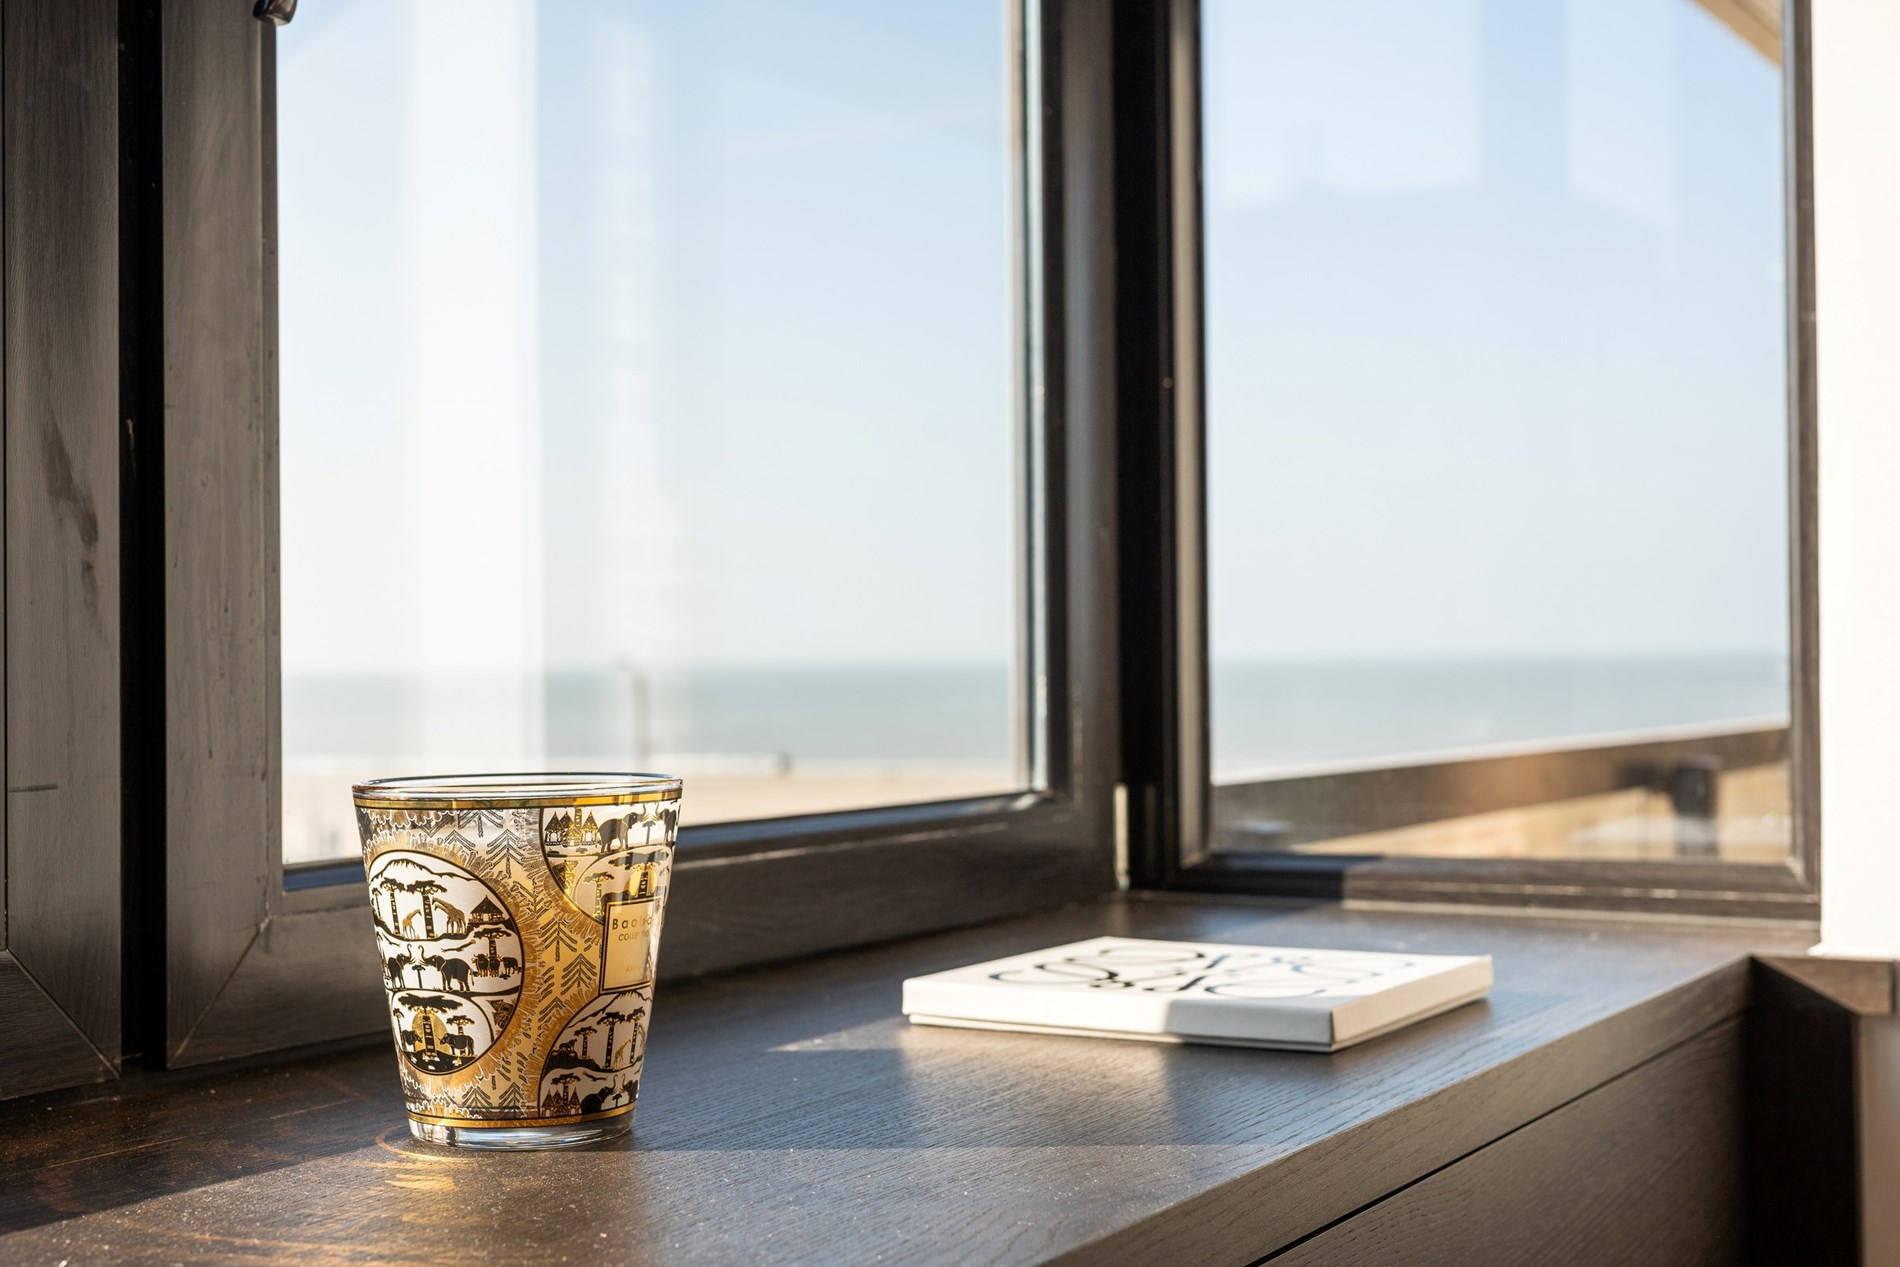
286, 766, 1020, 865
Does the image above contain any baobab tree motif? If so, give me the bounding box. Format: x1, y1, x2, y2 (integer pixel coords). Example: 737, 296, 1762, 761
368, 850, 523, 1075
377, 875, 405, 933
537, 986, 653, 1117
410, 878, 447, 939
598, 1006, 640, 1071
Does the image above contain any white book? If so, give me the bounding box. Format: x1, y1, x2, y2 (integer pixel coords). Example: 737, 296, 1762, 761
902, 936, 1492, 1052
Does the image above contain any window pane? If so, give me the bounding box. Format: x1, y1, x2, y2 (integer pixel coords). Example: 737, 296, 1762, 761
1204, 0, 1792, 862
279, 1, 1022, 863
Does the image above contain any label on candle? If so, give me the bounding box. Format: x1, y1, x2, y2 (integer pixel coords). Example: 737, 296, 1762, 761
601, 895, 659, 991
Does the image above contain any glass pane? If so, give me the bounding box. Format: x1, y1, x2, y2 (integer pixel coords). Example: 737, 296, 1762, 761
1203, 0, 1792, 862
279, 1, 1022, 863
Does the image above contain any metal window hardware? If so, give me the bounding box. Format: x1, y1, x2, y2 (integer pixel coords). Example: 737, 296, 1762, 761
254, 0, 296, 26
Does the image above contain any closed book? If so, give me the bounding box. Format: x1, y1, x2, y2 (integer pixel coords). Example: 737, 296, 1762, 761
902, 936, 1492, 1052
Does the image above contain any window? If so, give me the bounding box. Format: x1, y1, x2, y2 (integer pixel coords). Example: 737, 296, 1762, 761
0, 0, 1816, 1099
277, 1, 1026, 862
139, 0, 1114, 1071
1197, 0, 1802, 876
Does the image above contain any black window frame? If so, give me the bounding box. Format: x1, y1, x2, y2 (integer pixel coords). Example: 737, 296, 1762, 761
1116, 0, 1821, 922
127, 0, 1122, 1069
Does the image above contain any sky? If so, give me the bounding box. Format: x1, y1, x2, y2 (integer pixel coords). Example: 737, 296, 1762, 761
277, 0, 1016, 678
277, 0, 1789, 681
1205, 0, 1790, 659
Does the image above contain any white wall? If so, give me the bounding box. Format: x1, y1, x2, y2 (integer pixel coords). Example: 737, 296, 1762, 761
1812, 6, 1900, 1259
1814, 1, 1900, 959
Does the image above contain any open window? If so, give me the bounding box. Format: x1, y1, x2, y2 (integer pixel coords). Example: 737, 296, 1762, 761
1122, 0, 1817, 917
134, 0, 1118, 1069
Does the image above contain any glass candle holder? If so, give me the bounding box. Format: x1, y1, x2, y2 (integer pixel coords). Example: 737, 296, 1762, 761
352, 773, 683, 1150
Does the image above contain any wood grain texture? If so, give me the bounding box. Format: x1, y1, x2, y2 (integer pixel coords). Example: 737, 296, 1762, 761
168, 904, 383, 1067
3, 0, 122, 1070
160, 0, 276, 1060
1756, 953, 1893, 1016
1269, 1021, 1745, 1265
0, 953, 115, 1100
0, 898, 1808, 1264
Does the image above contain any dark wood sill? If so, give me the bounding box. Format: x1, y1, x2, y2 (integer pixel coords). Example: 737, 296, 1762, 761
0, 895, 1817, 1265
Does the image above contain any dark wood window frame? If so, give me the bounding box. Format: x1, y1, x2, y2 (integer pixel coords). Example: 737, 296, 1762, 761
1116, 0, 1821, 922
0, 0, 125, 1100
123, 0, 1122, 1070
0, 0, 1821, 1096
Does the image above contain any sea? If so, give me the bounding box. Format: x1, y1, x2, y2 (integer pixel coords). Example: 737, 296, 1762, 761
284, 654, 1790, 779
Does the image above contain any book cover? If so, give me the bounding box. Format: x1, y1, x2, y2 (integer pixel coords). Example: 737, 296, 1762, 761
902, 936, 1492, 1052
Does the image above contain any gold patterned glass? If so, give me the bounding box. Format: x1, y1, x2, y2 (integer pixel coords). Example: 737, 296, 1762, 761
353, 773, 682, 1149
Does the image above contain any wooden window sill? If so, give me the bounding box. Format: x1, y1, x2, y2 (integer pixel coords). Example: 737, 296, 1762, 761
0, 895, 1815, 1264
